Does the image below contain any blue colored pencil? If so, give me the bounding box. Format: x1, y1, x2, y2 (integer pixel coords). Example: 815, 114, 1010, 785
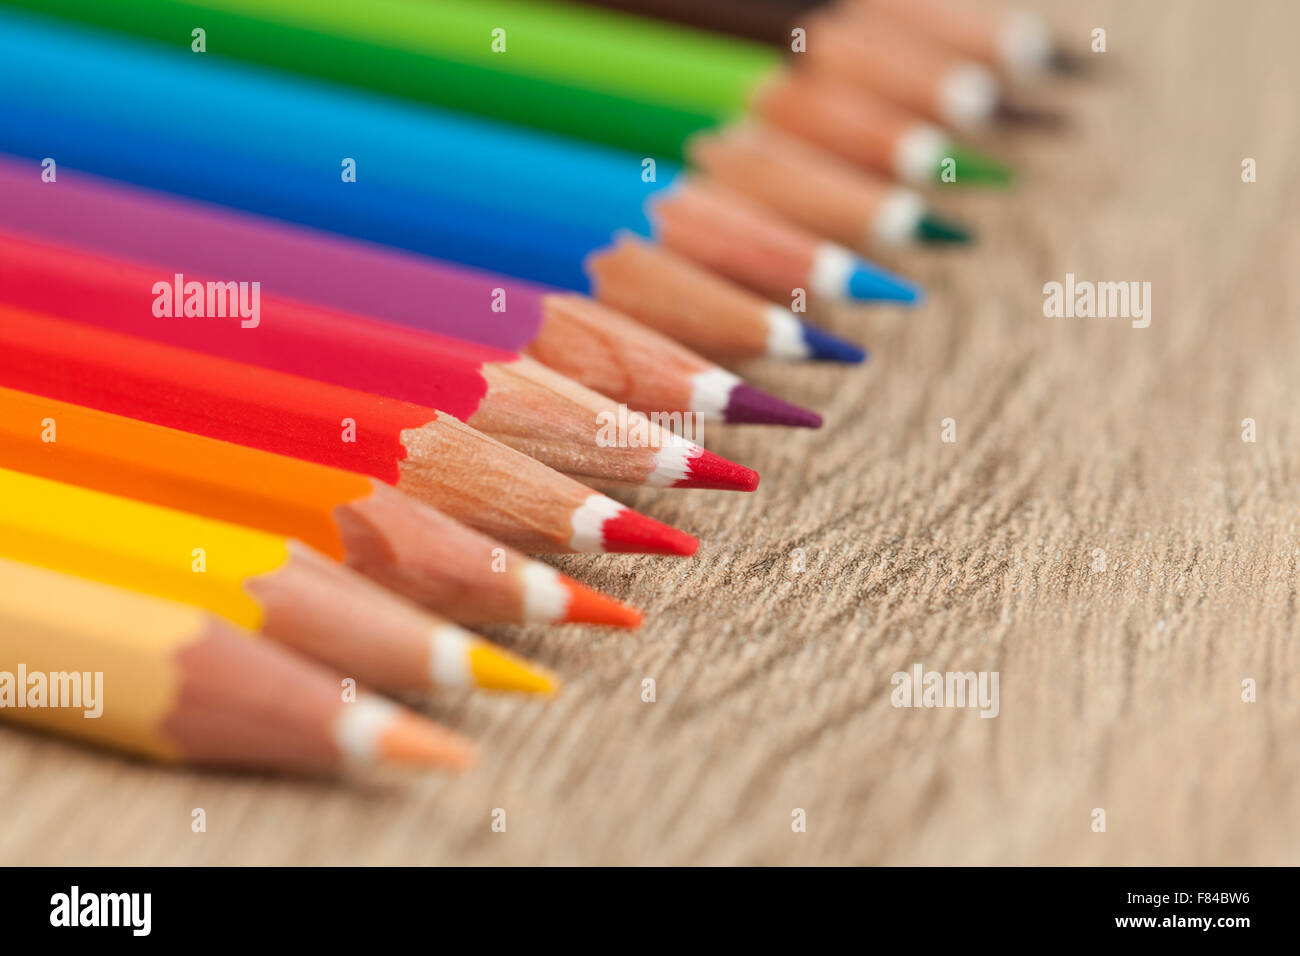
0, 19, 872, 361
0, 11, 917, 308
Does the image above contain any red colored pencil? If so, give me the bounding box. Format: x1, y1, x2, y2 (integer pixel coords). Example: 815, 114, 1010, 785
0, 230, 757, 492
0, 305, 699, 557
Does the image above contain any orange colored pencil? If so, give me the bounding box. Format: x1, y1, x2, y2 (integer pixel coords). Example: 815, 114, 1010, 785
0, 385, 640, 628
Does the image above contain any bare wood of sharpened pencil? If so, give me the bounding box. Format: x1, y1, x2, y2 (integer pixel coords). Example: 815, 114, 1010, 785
853, 0, 1057, 76
470, 353, 758, 489
649, 180, 827, 304
803, 10, 997, 128
339, 482, 554, 616
245, 543, 553, 695
533, 293, 724, 417
398, 414, 616, 546
384, 412, 696, 554
476, 354, 687, 484
333, 482, 638, 626
587, 236, 779, 361
689, 124, 902, 249
754, 70, 919, 176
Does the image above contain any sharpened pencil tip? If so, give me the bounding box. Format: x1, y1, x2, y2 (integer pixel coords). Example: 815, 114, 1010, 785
468, 641, 559, 695
377, 711, 477, 771
1049, 48, 1087, 75
915, 212, 973, 244
800, 322, 868, 364
936, 144, 1015, 187
846, 261, 923, 304
560, 578, 643, 628
601, 508, 699, 556
678, 448, 760, 491
995, 100, 1068, 129
724, 383, 823, 428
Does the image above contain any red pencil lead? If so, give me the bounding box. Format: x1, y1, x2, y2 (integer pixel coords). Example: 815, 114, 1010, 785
678, 448, 761, 492
601, 509, 700, 557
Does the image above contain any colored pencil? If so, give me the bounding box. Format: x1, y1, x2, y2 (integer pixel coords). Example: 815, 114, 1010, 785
0, 558, 475, 773
803, 7, 1062, 129
0, 0, 1012, 183
0, 33, 870, 360
800, 9, 1002, 130
0, 124, 864, 363
573, 0, 1037, 130
0, 0, 718, 159
0, 467, 557, 696
0, 232, 761, 492
687, 125, 971, 247
0, 159, 819, 429
0, 307, 700, 557
588, 237, 865, 363
0, 17, 917, 306
840, 0, 1066, 77
646, 181, 922, 305
0, 386, 640, 629
755, 71, 1013, 186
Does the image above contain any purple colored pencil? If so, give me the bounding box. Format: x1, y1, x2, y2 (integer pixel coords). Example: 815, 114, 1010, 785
0, 156, 819, 427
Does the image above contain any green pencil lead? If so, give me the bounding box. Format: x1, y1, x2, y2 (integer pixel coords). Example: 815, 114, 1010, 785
935, 144, 1015, 187
915, 212, 973, 243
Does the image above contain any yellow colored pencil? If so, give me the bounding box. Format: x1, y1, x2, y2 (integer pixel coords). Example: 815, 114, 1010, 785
0, 467, 556, 696
0, 557, 475, 772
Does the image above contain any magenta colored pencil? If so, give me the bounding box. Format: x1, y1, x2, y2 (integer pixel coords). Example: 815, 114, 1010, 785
0, 156, 819, 427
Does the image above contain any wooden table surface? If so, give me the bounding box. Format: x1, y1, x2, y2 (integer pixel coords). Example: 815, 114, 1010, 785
3, 0, 1298, 865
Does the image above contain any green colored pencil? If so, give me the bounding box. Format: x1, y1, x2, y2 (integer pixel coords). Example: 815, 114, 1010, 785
3, 0, 1013, 184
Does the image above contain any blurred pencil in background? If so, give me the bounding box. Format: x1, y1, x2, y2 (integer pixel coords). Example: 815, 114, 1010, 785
839, 0, 1069, 76
755, 71, 1014, 184
0, 17, 879, 367
567, 0, 1063, 128
687, 124, 972, 247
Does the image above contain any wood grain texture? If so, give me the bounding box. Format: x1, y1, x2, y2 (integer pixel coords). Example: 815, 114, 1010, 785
3, 0, 1299, 865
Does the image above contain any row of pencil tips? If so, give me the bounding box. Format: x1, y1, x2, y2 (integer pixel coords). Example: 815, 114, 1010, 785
0, 0, 1081, 774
